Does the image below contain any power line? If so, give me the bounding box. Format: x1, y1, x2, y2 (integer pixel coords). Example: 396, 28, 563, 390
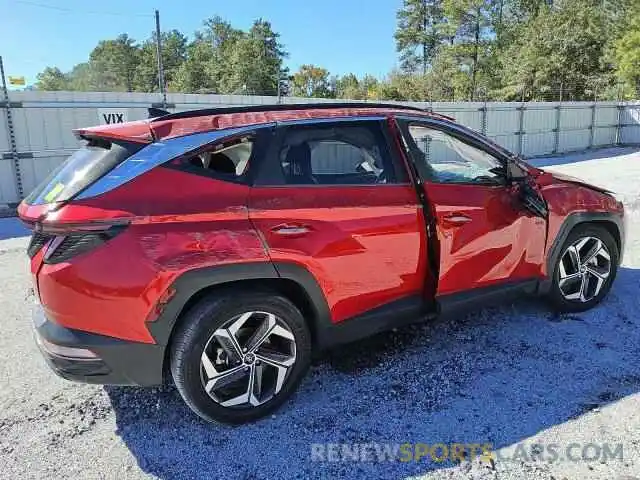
12, 0, 153, 18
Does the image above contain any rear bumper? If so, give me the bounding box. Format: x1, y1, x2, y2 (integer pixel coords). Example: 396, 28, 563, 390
33, 306, 165, 386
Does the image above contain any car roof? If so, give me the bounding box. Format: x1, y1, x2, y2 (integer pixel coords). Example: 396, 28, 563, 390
75, 103, 454, 144
150, 102, 431, 121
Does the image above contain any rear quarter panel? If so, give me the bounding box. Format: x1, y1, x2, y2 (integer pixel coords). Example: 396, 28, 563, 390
37, 167, 268, 343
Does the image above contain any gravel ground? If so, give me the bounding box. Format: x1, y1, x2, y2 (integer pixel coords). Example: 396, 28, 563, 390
1, 147, 640, 480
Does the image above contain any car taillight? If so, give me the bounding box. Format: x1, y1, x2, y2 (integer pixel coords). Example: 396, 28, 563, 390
43, 225, 127, 264
27, 232, 53, 258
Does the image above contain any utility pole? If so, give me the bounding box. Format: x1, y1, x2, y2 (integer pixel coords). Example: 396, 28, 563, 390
155, 9, 167, 108
0, 56, 23, 199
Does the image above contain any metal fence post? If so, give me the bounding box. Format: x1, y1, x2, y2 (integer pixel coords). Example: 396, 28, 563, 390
588, 86, 598, 149
552, 104, 561, 154
517, 104, 526, 156
480, 97, 488, 136
552, 81, 563, 154
615, 84, 624, 146
0, 55, 23, 201
615, 105, 624, 146
589, 102, 597, 149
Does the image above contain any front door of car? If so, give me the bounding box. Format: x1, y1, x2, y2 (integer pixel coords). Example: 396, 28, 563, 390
395, 118, 547, 304
249, 118, 431, 324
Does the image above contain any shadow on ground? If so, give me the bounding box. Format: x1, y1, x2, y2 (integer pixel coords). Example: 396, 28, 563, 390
105, 267, 640, 479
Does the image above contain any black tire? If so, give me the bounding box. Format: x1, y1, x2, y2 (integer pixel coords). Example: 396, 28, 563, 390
548, 224, 619, 312
170, 291, 311, 424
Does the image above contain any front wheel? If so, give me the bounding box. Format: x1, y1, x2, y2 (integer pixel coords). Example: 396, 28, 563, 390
170, 291, 311, 424
548, 224, 619, 312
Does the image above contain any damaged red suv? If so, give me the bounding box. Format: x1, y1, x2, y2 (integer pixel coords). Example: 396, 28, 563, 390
19, 103, 625, 423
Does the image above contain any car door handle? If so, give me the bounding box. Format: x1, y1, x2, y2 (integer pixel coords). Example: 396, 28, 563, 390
270, 224, 311, 236
441, 214, 472, 226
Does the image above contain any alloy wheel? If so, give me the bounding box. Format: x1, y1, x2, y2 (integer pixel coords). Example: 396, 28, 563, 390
200, 311, 297, 408
558, 236, 611, 303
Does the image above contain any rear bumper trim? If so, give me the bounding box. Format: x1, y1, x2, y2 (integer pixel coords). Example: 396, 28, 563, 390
33, 307, 165, 386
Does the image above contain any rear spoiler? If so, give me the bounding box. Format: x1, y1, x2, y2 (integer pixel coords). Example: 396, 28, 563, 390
73, 119, 154, 144
71, 108, 171, 143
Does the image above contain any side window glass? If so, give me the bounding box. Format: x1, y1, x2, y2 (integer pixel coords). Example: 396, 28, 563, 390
406, 125, 502, 184
278, 123, 401, 185
175, 135, 254, 177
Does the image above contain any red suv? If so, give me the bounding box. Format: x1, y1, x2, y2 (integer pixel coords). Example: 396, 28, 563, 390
19, 103, 625, 423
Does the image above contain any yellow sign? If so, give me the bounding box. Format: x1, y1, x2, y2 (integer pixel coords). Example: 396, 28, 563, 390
8, 76, 25, 86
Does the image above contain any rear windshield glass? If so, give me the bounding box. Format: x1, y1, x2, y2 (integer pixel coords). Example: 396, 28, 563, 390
24, 139, 142, 205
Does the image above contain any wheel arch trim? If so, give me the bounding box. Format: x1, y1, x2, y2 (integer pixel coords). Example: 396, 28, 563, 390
540, 211, 624, 294
148, 261, 332, 348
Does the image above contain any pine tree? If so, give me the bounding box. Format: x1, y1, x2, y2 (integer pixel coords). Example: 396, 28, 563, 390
395, 0, 447, 74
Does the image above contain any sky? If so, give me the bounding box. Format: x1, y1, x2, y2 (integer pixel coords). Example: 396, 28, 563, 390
0, 0, 404, 88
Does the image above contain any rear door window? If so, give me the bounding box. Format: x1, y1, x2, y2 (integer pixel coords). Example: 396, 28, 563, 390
256, 120, 408, 186
24, 139, 143, 205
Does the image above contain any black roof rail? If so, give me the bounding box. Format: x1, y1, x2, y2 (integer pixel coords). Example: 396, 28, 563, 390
150, 102, 431, 122
148, 107, 171, 118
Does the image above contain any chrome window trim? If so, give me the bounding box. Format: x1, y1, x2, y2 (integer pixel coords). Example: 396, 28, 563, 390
77, 124, 274, 200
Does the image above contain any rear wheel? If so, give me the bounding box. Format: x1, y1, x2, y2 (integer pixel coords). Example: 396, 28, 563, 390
170, 291, 311, 424
548, 225, 618, 312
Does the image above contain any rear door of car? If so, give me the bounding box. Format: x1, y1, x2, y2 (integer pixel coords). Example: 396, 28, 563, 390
249, 117, 431, 325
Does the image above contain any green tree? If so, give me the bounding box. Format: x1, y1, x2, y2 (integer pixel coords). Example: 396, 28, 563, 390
35, 67, 69, 90
373, 76, 406, 100
360, 75, 381, 99
174, 17, 287, 95
89, 34, 141, 91
67, 62, 100, 91
427, 52, 462, 99
170, 38, 214, 93
508, 0, 553, 21
135, 30, 188, 92
395, 0, 447, 74
335, 73, 363, 99
34, 17, 287, 95
223, 19, 287, 95
199, 16, 244, 93
613, 7, 640, 96
389, 70, 428, 100
500, 0, 611, 100
292, 64, 332, 97
444, 0, 500, 100
34, 4, 635, 101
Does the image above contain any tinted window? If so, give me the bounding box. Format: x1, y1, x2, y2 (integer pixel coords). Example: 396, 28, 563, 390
276, 122, 403, 185
24, 139, 141, 205
405, 124, 503, 184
